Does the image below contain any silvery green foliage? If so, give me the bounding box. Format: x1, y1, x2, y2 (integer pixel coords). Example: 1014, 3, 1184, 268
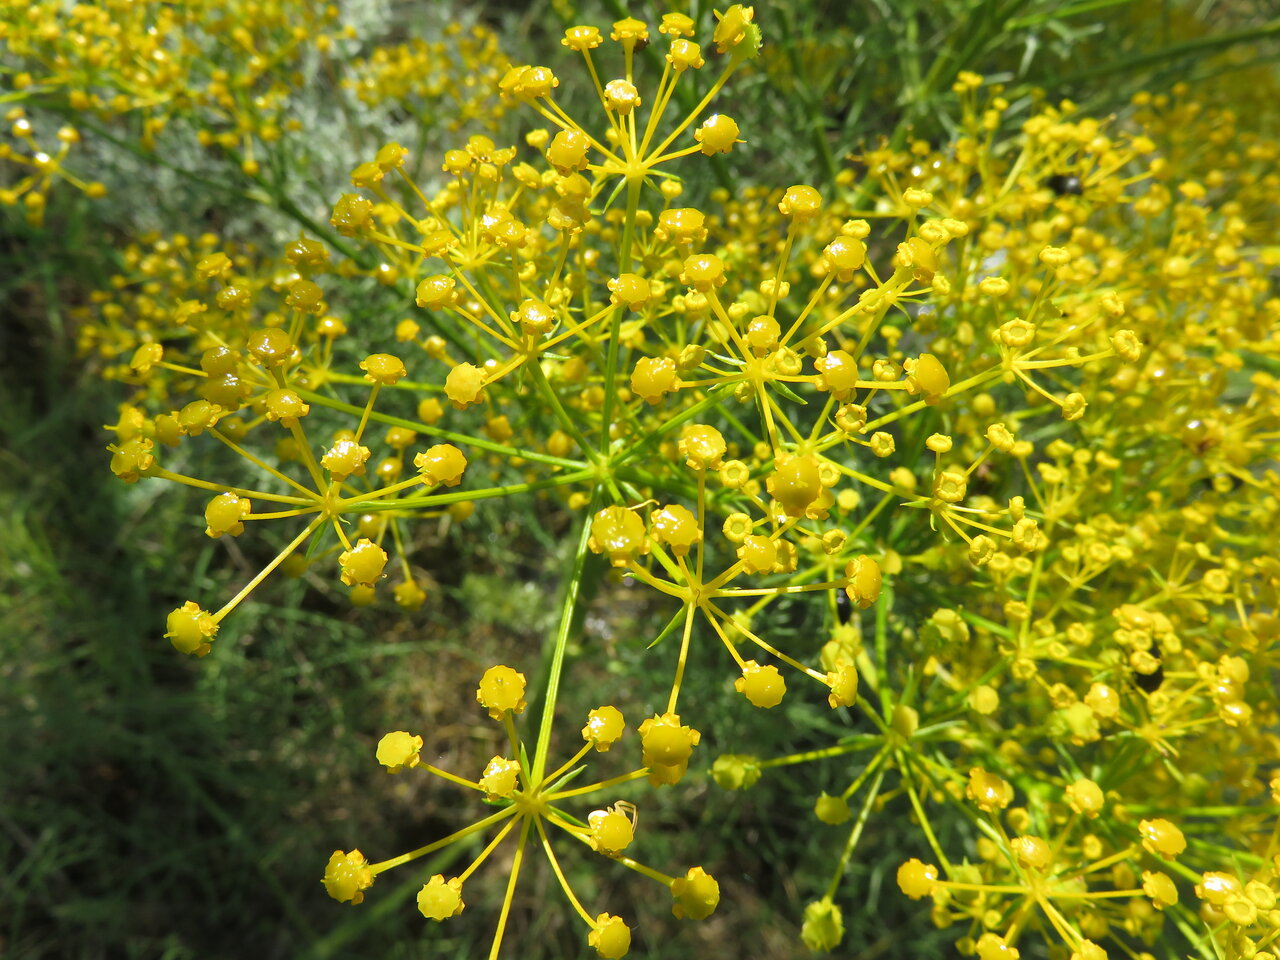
87, 0, 506, 247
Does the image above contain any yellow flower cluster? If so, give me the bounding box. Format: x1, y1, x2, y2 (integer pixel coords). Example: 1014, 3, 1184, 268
0, 0, 350, 209
83, 5, 1280, 959
326, 664, 719, 959
345, 23, 512, 134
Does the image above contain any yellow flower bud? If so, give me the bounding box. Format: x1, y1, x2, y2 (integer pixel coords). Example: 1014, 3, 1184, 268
417, 874, 464, 920
897, 859, 939, 899
414, 444, 468, 487
204, 492, 251, 538
479, 755, 521, 799
695, 114, 740, 155
166, 601, 218, 657
376, 731, 422, 773
338, 538, 387, 588
476, 665, 527, 720
967, 767, 1014, 812
323, 849, 374, 904
589, 506, 649, 566
582, 705, 625, 751
588, 805, 635, 854
588, 913, 631, 958
671, 866, 719, 919
734, 660, 786, 708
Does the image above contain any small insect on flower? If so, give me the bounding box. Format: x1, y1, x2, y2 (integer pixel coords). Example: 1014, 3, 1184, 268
835, 589, 852, 623
1133, 638, 1164, 692
1045, 173, 1084, 195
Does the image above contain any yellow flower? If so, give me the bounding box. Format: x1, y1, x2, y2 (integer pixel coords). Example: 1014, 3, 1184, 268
671, 866, 719, 919
734, 660, 786, 708
417, 875, 464, 920
322, 849, 374, 904
476, 665, 527, 720
581, 705, 626, 751
562, 25, 603, 52
376, 731, 423, 773
588, 913, 631, 958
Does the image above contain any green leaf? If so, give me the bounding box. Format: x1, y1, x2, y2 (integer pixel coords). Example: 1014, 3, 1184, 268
770, 380, 809, 405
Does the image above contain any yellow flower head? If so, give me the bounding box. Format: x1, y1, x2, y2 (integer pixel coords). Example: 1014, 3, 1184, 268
322, 849, 374, 904
476, 665, 527, 720
417, 874, 464, 921
376, 731, 423, 773
582, 705, 626, 751
671, 866, 720, 919
588, 913, 632, 958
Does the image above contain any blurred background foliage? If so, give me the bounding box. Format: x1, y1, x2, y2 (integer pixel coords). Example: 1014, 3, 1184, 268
1, 1, 1277, 957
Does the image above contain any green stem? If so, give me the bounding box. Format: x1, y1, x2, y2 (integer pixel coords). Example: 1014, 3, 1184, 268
599, 177, 643, 458
531, 502, 598, 783
527, 357, 625, 502
875, 584, 893, 720
898, 753, 952, 871
825, 764, 887, 900
294, 389, 587, 470
378, 469, 596, 511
